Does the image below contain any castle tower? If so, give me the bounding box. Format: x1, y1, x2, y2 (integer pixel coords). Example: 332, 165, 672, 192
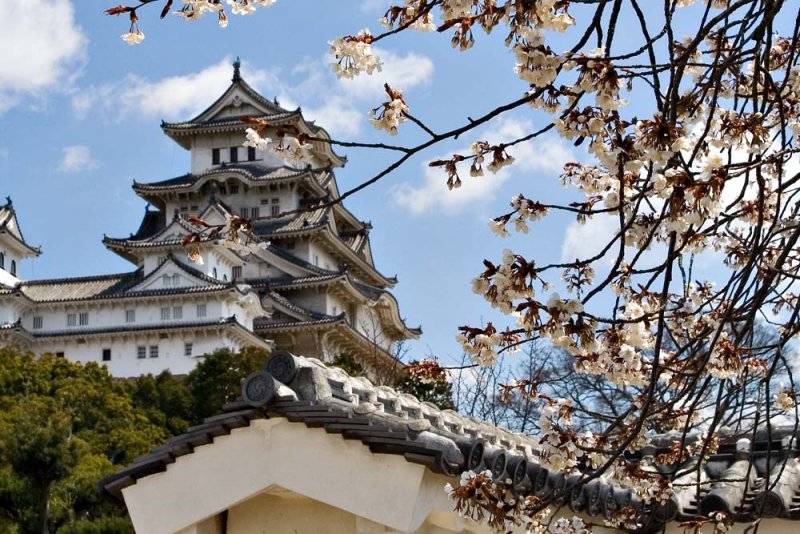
101, 60, 420, 376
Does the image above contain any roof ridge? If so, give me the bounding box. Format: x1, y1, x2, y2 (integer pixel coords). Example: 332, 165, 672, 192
21, 269, 142, 286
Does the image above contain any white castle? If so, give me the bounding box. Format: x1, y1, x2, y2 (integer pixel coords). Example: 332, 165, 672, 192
0, 60, 420, 377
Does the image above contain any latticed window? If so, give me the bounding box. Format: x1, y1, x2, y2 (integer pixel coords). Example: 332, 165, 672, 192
33, 316, 43, 329
161, 307, 170, 321
184, 342, 193, 357
79, 312, 89, 326
125, 309, 135, 323
149, 345, 159, 358
67, 313, 76, 327
232, 266, 242, 279
173, 306, 183, 319
197, 304, 207, 317
136, 346, 146, 359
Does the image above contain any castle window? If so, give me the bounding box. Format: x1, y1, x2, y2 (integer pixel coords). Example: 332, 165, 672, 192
161, 307, 171, 320
79, 312, 89, 326
149, 345, 159, 358
240, 207, 249, 219
232, 266, 242, 279
10, 260, 15, 276
0, 252, 4, 269
197, 304, 207, 318
250, 207, 259, 219
184, 342, 193, 357
314, 255, 319, 266
137, 346, 146, 359
229, 147, 239, 163
212, 148, 220, 165
102, 348, 111, 362
230, 185, 239, 195
271, 198, 280, 216
67, 313, 77, 327
33, 316, 43, 330
56, 352, 64, 358
212, 268, 218, 279
247, 146, 256, 161
172, 274, 180, 286
173, 306, 183, 319
125, 309, 135, 323
162, 274, 171, 287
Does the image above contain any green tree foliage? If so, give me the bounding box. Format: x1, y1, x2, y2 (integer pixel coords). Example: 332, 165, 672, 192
0, 347, 160, 534
395, 361, 455, 411
129, 371, 193, 435
185, 346, 269, 423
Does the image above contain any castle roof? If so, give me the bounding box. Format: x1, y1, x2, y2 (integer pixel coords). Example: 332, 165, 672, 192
160, 61, 345, 167
100, 351, 800, 532
0, 197, 41, 258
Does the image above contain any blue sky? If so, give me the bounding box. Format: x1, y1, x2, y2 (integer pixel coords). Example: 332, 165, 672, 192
0, 1, 629, 365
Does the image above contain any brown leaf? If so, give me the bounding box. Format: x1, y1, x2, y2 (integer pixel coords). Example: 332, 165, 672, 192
104, 4, 131, 15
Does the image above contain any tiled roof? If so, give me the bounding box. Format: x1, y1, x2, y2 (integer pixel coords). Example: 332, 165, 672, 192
33, 316, 243, 339
13, 256, 238, 303
132, 209, 167, 240
100, 352, 800, 531
0, 198, 40, 255
19, 272, 143, 302
252, 205, 330, 237
133, 165, 327, 192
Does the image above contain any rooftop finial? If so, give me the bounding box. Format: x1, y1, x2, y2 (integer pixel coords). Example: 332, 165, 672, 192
4, 196, 11, 207
232, 57, 241, 82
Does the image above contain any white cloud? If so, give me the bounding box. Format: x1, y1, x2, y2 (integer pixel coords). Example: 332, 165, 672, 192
560, 214, 618, 263
337, 48, 434, 100
74, 58, 280, 121
58, 146, 98, 173
391, 119, 574, 215
75, 50, 434, 139
0, 0, 86, 113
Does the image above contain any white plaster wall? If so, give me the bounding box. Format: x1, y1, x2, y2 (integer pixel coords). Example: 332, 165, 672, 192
19, 298, 221, 332
190, 132, 283, 174
35, 334, 239, 377
309, 241, 338, 271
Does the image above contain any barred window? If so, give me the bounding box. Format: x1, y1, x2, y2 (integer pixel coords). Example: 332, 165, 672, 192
79, 312, 89, 326
173, 306, 183, 319
184, 342, 193, 357
33, 316, 43, 330
125, 309, 135, 323
149, 345, 159, 358
232, 266, 242, 279
196, 304, 207, 318
67, 313, 77, 327
137, 346, 146, 359
161, 307, 171, 321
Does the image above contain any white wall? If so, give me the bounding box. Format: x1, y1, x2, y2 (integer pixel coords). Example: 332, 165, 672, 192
35, 333, 241, 377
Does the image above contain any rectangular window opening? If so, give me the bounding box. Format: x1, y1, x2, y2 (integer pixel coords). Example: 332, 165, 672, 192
173, 306, 183, 320
67, 313, 77, 327
212, 148, 220, 165
247, 146, 256, 161
137, 346, 146, 359
184, 342, 193, 357
79, 312, 89, 326
149, 345, 159, 358
125, 309, 135, 323
197, 304, 207, 318
102, 348, 111, 362
33, 316, 43, 330
161, 307, 171, 321
229, 147, 238, 163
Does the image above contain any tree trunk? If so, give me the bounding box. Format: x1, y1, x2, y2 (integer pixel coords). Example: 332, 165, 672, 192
39, 480, 50, 534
